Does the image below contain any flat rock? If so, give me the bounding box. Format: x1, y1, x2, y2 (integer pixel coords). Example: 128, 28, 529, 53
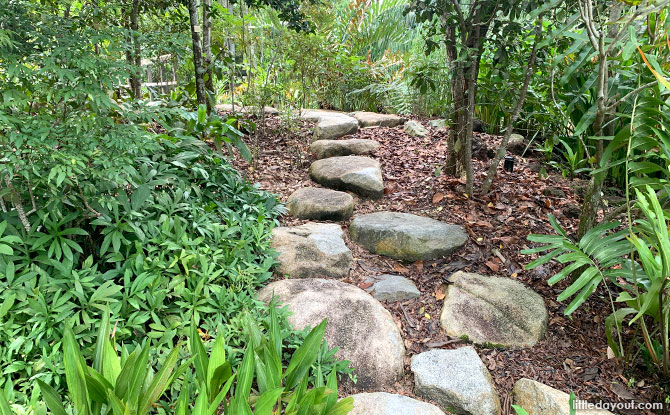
309, 156, 383, 199
349, 212, 467, 261
429, 119, 446, 129
440, 271, 547, 348
411, 347, 501, 415
258, 278, 405, 389
513, 378, 614, 415
301, 109, 359, 140
364, 274, 420, 302
286, 187, 354, 221
309, 139, 379, 159
271, 223, 352, 279
350, 111, 405, 127
404, 120, 428, 137
216, 103, 279, 115
349, 392, 446, 415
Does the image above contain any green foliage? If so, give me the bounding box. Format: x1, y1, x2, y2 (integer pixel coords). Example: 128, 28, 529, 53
524, 186, 670, 375
33, 307, 352, 415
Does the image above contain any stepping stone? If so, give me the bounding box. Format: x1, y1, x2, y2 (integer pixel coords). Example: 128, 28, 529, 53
404, 120, 428, 137
258, 278, 405, 389
216, 103, 279, 115
440, 271, 547, 348
286, 187, 354, 221
349, 392, 446, 415
271, 223, 352, 279
513, 378, 614, 415
349, 212, 467, 261
309, 156, 383, 199
364, 274, 420, 302
350, 111, 405, 128
301, 109, 359, 140
411, 347, 501, 415
309, 138, 379, 159
429, 119, 446, 129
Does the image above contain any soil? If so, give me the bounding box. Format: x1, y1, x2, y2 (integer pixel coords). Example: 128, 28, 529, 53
226, 112, 668, 415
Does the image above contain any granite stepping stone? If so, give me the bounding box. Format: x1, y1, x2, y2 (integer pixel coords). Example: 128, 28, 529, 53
411, 347, 501, 415
286, 187, 354, 221
349, 211, 467, 261
309, 156, 383, 199
364, 274, 420, 302
258, 278, 405, 389
309, 138, 379, 159
440, 271, 548, 348
271, 223, 352, 279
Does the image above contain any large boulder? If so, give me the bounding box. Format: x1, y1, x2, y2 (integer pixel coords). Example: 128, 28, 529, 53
440, 272, 548, 348
309, 139, 380, 159
301, 110, 359, 141
349, 212, 467, 261
271, 223, 352, 279
403, 120, 428, 137
350, 111, 406, 128
364, 274, 420, 302
286, 187, 354, 221
513, 379, 614, 415
411, 347, 501, 415
258, 278, 405, 389
309, 156, 384, 199
349, 393, 446, 415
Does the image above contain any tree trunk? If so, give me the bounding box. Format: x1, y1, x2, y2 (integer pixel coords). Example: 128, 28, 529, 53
125, 0, 141, 98
188, 0, 208, 109
481, 17, 543, 194
202, 0, 215, 111
576, 1, 622, 237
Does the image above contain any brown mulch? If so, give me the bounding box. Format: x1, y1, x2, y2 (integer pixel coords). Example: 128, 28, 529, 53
227, 113, 668, 415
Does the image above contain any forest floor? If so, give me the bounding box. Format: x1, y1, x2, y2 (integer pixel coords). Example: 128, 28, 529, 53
229, 113, 667, 415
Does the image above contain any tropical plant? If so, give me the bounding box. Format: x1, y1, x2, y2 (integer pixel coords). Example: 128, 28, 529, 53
27, 307, 352, 415
524, 186, 670, 376
183, 308, 353, 415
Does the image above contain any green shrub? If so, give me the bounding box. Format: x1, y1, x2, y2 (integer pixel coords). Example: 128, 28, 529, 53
0, 111, 285, 402
0, 307, 352, 415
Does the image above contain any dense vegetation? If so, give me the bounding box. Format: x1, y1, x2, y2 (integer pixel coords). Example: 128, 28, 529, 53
1, 0, 670, 413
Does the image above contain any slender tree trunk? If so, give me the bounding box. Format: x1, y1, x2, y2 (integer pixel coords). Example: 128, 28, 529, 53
576, 1, 622, 237
188, 0, 208, 109
132, 0, 141, 93
481, 17, 543, 194
124, 0, 141, 98
202, 0, 215, 109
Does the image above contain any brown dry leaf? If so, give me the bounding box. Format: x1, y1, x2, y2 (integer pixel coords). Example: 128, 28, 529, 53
414, 260, 424, 272
393, 263, 409, 274
359, 281, 373, 290
485, 259, 500, 272
432, 192, 445, 203
435, 284, 447, 300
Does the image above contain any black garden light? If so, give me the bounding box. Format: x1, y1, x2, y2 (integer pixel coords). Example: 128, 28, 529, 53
504, 156, 515, 172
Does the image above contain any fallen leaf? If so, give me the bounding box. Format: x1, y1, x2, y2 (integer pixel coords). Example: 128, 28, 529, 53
432, 192, 445, 203
435, 284, 447, 300
359, 281, 373, 290
393, 263, 409, 274
414, 260, 424, 272
485, 259, 500, 272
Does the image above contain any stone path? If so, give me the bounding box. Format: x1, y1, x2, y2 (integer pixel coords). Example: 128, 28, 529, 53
248, 109, 564, 414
